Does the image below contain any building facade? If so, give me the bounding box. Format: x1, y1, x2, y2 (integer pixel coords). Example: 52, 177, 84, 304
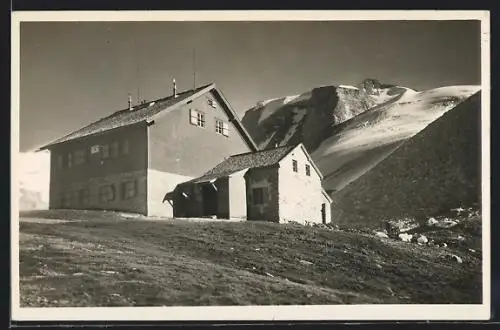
40, 83, 258, 217
172, 143, 332, 224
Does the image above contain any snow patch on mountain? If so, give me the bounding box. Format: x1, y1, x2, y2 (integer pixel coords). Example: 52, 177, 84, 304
313, 85, 480, 192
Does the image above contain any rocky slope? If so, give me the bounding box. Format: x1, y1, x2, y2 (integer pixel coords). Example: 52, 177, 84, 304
241, 79, 405, 153
18, 151, 50, 210
313, 85, 480, 192
242, 82, 480, 195
330, 91, 482, 227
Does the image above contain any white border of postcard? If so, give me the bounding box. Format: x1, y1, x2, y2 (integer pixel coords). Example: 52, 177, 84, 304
11, 10, 491, 321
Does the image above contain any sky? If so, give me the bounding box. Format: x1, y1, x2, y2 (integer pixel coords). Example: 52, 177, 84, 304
19, 20, 481, 151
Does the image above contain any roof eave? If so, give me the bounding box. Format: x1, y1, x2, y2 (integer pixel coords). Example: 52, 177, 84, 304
211, 87, 259, 152
298, 143, 324, 179
37, 120, 149, 151
321, 188, 333, 203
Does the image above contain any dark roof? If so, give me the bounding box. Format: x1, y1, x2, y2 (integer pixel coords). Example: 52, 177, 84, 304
39, 84, 257, 151
189, 145, 295, 183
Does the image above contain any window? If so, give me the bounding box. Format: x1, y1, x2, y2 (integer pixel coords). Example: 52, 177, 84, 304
292, 159, 298, 172
61, 192, 73, 208
122, 139, 129, 155
99, 184, 115, 203
101, 144, 110, 159
305, 164, 311, 176
197, 112, 205, 127
57, 155, 63, 169
90, 145, 100, 154
72, 191, 79, 205
74, 149, 86, 165
67, 153, 73, 168
252, 187, 265, 205
121, 180, 137, 200
110, 141, 119, 158
79, 189, 90, 206
208, 99, 217, 108
215, 119, 229, 137
189, 109, 205, 128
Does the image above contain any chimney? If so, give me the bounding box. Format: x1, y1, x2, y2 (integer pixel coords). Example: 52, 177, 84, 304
173, 78, 178, 98
128, 94, 132, 110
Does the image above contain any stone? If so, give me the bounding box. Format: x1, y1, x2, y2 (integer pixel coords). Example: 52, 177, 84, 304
435, 219, 458, 229
398, 233, 413, 242
417, 235, 429, 244
374, 231, 389, 238
448, 254, 463, 263
427, 217, 439, 226
299, 259, 314, 266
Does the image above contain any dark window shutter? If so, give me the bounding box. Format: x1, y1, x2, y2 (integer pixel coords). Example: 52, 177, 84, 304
121, 182, 126, 200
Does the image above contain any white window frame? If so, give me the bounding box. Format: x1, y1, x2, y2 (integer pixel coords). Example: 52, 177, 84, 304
74, 149, 85, 165
57, 155, 63, 169
215, 119, 229, 137
79, 188, 90, 206
101, 144, 110, 159
196, 111, 205, 128
189, 109, 205, 128
122, 180, 137, 200
122, 139, 129, 155
99, 184, 115, 203
110, 141, 119, 158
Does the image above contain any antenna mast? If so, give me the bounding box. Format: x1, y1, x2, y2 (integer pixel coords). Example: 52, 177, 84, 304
136, 47, 141, 104
193, 48, 196, 91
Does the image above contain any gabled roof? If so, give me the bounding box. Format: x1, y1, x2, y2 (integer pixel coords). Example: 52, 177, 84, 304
189, 145, 295, 184
38, 83, 257, 152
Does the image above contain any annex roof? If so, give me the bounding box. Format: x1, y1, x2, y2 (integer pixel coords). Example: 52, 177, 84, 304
189, 145, 295, 184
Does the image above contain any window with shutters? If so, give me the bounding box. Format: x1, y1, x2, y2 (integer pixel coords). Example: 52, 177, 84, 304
61, 192, 73, 208
305, 164, 311, 176
292, 159, 298, 172
101, 144, 110, 159
122, 139, 129, 155
215, 119, 229, 137
252, 187, 265, 205
110, 141, 119, 158
72, 191, 79, 205
189, 109, 205, 128
57, 155, 63, 169
67, 153, 73, 168
121, 180, 137, 200
99, 184, 115, 203
79, 189, 90, 206
74, 149, 86, 165
197, 112, 205, 127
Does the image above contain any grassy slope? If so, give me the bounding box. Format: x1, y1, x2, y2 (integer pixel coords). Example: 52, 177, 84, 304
19, 211, 481, 307
330, 91, 481, 227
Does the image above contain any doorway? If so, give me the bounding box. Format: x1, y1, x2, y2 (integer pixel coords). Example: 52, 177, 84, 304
321, 203, 326, 224
201, 183, 218, 216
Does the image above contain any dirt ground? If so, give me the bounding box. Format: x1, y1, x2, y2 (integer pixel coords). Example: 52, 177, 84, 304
18, 210, 482, 307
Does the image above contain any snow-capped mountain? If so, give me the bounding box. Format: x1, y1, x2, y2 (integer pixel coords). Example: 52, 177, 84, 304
242, 80, 480, 197
241, 79, 404, 153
